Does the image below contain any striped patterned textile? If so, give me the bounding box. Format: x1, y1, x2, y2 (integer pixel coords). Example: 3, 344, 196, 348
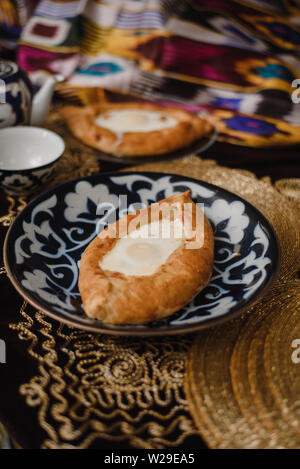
0, 0, 300, 146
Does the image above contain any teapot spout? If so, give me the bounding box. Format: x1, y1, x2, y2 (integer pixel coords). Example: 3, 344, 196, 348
30, 74, 63, 126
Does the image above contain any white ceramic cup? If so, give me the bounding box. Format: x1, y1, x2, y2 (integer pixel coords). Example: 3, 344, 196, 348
0, 126, 65, 195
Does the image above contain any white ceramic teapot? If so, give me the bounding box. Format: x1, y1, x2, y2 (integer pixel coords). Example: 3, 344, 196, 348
0, 60, 63, 128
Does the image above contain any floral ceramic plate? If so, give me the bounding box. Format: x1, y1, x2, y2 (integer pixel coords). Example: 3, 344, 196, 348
4, 172, 279, 335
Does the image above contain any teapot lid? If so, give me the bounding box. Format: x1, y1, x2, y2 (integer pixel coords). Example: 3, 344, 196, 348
0, 61, 18, 79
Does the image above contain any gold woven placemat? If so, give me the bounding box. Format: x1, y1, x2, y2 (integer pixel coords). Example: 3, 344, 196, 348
4, 107, 300, 448
128, 155, 300, 449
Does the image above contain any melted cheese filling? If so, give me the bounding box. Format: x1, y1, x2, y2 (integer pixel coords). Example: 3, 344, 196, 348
99, 219, 185, 276
94, 109, 177, 134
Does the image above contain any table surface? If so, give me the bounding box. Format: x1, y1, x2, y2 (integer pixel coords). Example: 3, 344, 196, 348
98, 141, 300, 181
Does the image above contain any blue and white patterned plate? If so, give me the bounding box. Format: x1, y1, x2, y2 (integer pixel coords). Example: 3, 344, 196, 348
4, 172, 279, 336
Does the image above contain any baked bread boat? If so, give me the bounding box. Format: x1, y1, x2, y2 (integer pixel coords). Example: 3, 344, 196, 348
61, 102, 213, 157
78, 190, 214, 325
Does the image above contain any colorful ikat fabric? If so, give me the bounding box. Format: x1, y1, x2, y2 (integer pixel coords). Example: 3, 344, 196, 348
1, 0, 300, 146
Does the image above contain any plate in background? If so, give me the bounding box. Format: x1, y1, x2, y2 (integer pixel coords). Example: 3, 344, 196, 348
67, 127, 217, 165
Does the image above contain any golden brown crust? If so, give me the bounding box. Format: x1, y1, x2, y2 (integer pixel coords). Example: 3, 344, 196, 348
78, 191, 214, 324
60, 102, 213, 157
